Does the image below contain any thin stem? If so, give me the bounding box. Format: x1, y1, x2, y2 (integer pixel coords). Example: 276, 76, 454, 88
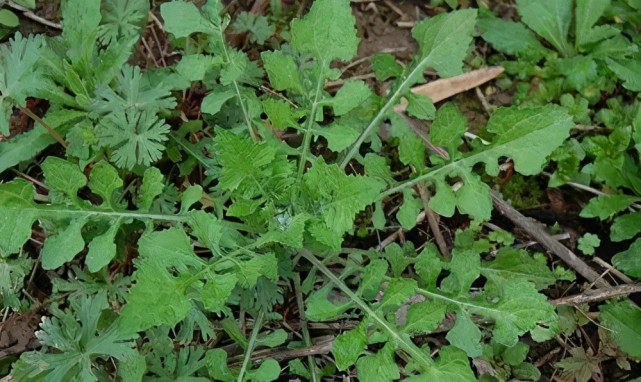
340, 59, 430, 169
293, 273, 318, 382
9, 205, 188, 222
19, 106, 67, 148
218, 28, 257, 141
297, 67, 325, 182
301, 250, 434, 370
237, 310, 266, 382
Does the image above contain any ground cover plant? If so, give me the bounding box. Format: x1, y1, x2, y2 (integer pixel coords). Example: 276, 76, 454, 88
0, 0, 640, 380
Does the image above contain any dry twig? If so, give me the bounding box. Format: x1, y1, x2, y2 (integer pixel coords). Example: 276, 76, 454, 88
552, 283, 641, 306
417, 184, 450, 259
491, 190, 611, 288
6, 1, 61, 29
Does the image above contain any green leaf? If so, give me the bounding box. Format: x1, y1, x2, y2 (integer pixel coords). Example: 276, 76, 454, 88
160, 1, 215, 38
302, 161, 384, 235
606, 56, 641, 92
98, 109, 170, 169
180, 184, 203, 213
516, 0, 573, 56
442, 249, 480, 296
245, 358, 281, 381
413, 346, 476, 382
385, 243, 411, 278
612, 238, 641, 277
478, 16, 547, 57
0, 168, 180, 270
341, 10, 477, 169
575, 0, 619, 48
446, 311, 483, 357
256, 213, 309, 249
256, 329, 287, 348
599, 300, 641, 358
481, 248, 556, 290
400, 300, 446, 336
415, 244, 443, 289
363, 153, 393, 183
213, 129, 275, 193
88, 161, 123, 207
406, 93, 436, 120
314, 123, 360, 153
577, 233, 600, 256
0, 180, 37, 257
119, 228, 199, 333
610, 211, 641, 242
205, 349, 235, 382
0, 33, 46, 135
503, 342, 530, 366
98, 0, 149, 46
176, 54, 218, 82
290, 0, 359, 62
235, 252, 278, 288
41, 218, 86, 270
429, 180, 456, 217
430, 103, 466, 159
262, 98, 300, 129
0, 10, 19, 28
0, 256, 32, 310
306, 285, 353, 321
388, 105, 573, 221
329, 80, 372, 116
261, 51, 303, 94
42, 157, 86, 198
201, 273, 238, 314
13, 291, 137, 381
579, 194, 640, 220
332, 323, 367, 370
396, 188, 422, 230
92, 64, 176, 116
371, 53, 402, 81
138, 167, 164, 211
389, 113, 425, 168
378, 278, 417, 314
485, 106, 573, 175
233, 12, 274, 45
559, 55, 598, 90
359, 259, 388, 300
411, 9, 477, 79
355, 343, 400, 382
12, 0, 35, 8
0, 109, 84, 174
201, 90, 236, 115
85, 224, 119, 273
470, 279, 557, 347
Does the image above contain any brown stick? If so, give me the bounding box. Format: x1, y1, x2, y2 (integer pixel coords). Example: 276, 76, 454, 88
491, 190, 611, 289
228, 336, 334, 366
592, 257, 634, 284
19, 106, 67, 149
417, 184, 450, 259
551, 284, 641, 306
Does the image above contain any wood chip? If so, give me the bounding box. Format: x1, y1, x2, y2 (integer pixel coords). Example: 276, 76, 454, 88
395, 66, 505, 112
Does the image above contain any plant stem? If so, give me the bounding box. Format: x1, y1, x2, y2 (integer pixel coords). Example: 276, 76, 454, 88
217, 28, 257, 141
19, 106, 67, 148
340, 57, 433, 169
17, 205, 187, 222
297, 67, 325, 183
293, 273, 318, 382
301, 250, 434, 370
237, 310, 266, 382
